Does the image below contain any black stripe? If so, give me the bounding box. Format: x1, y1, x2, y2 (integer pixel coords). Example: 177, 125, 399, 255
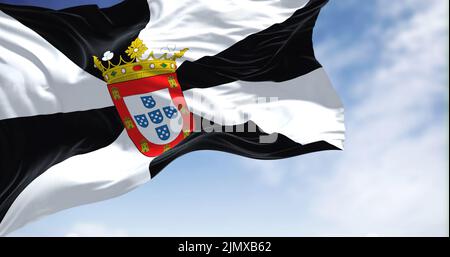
0, 0, 150, 80
0, 106, 123, 223
177, 0, 327, 90
149, 116, 339, 178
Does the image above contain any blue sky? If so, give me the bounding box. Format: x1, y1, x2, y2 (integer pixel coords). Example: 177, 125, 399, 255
3, 0, 449, 236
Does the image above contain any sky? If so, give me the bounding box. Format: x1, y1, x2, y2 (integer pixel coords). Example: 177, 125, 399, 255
3, 0, 449, 236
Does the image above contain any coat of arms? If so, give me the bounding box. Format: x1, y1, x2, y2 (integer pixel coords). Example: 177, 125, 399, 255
93, 38, 193, 156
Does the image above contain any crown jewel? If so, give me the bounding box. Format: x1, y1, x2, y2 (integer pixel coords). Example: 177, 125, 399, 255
93, 38, 188, 84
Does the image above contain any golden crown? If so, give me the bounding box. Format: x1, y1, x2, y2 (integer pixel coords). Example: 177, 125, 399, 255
93, 38, 188, 84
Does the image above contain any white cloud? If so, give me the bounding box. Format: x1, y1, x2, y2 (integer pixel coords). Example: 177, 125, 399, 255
245, 0, 448, 236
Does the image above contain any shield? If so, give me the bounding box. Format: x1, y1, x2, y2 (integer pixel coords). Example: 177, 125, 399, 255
107, 73, 194, 157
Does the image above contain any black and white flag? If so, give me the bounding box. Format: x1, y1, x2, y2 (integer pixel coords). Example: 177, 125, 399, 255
0, 0, 344, 235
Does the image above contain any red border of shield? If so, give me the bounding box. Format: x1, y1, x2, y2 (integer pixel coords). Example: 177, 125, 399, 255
107, 73, 194, 157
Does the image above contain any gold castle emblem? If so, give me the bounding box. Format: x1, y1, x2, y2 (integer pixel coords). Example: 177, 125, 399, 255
168, 76, 178, 88
93, 38, 188, 84
111, 87, 121, 100
140, 140, 150, 153
123, 117, 134, 130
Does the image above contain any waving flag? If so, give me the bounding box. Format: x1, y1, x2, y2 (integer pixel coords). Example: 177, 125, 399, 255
0, 0, 344, 235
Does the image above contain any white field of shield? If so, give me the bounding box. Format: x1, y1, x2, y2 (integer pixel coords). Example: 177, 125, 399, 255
123, 88, 183, 145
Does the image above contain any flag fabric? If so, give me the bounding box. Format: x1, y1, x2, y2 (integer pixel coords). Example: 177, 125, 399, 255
0, 0, 344, 235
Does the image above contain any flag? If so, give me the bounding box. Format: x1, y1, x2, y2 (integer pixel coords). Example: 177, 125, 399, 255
0, 0, 344, 235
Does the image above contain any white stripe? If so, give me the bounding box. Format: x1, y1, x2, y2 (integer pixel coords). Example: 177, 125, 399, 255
0, 11, 110, 120
184, 68, 345, 149
140, 0, 309, 61
0, 132, 152, 235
